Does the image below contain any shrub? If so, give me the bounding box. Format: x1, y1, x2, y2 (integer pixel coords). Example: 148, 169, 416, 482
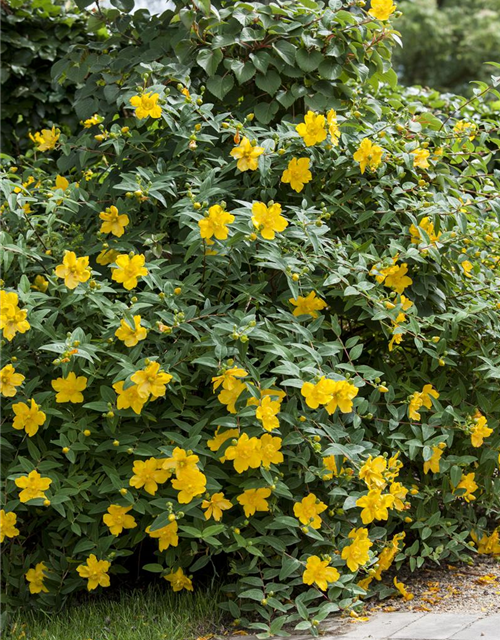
1, 1, 500, 636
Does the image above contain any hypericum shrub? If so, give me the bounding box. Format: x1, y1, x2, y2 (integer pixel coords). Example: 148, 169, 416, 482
1, 0, 500, 636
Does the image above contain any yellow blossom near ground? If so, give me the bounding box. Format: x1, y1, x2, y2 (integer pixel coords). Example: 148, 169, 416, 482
408, 384, 439, 421
394, 577, 414, 601
255, 395, 281, 431
0, 291, 30, 341
77, 554, 111, 590
115, 315, 148, 347
455, 472, 478, 502
146, 521, 179, 551
131, 361, 172, 398
164, 567, 193, 592
224, 433, 262, 473
12, 398, 46, 437
294, 493, 327, 529
0, 364, 25, 397
26, 562, 49, 594
302, 555, 340, 591
470, 416, 493, 447
423, 443, 446, 474
342, 528, 373, 572
129, 458, 170, 495
51, 372, 88, 403
202, 492, 232, 521
103, 505, 137, 535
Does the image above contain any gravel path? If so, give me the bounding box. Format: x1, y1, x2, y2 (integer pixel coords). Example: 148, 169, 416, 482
367, 555, 500, 615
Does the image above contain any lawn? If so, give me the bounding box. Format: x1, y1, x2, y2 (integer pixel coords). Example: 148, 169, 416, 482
7, 585, 226, 640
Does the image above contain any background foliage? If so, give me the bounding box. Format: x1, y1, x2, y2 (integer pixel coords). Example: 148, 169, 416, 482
395, 0, 500, 94
1, 0, 500, 637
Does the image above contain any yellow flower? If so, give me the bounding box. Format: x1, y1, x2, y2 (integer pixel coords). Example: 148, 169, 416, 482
115, 315, 147, 347
322, 455, 342, 479
412, 148, 430, 169
217, 380, 247, 413
54, 175, 69, 191
162, 447, 200, 479
341, 528, 373, 572
229, 136, 264, 172
15, 470, 52, 503
296, 111, 327, 147
103, 505, 137, 535
26, 562, 49, 594
373, 532, 406, 580
356, 489, 394, 524
0, 510, 20, 542
251, 202, 288, 240
96, 248, 120, 265
131, 361, 172, 399
408, 384, 439, 421
293, 493, 327, 529
202, 492, 232, 521
394, 577, 414, 601
303, 556, 340, 591
325, 380, 358, 415
327, 109, 340, 146
111, 253, 148, 290
224, 433, 261, 473
198, 205, 235, 241
255, 396, 281, 432
301, 377, 335, 409
289, 291, 327, 318
29, 126, 60, 151
470, 530, 500, 555
374, 262, 412, 294
369, 0, 397, 21
453, 120, 477, 140
410, 217, 441, 245
129, 458, 170, 495
353, 138, 384, 174
455, 472, 478, 503
0, 291, 30, 341
470, 416, 493, 448
12, 399, 46, 437
82, 114, 102, 128
171, 469, 207, 504
51, 371, 88, 404
423, 443, 446, 474
31, 274, 49, 292
164, 567, 193, 592
281, 157, 312, 193
55, 251, 91, 289
389, 482, 408, 511
129, 92, 162, 119
207, 426, 240, 462
461, 260, 474, 278
77, 554, 111, 591
0, 364, 25, 397
146, 521, 179, 551
212, 367, 248, 391
259, 434, 283, 468
99, 205, 130, 237
113, 381, 146, 414
359, 456, 387, 489
237, 487, 271, 517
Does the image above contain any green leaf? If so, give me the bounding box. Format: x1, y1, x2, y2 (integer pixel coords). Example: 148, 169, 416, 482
143, 563, 164, 573
206, 74, 235, 99
255, 70, 281, 96
197, 49, 223, 77
318, 59, 342, 80
295, 49, 324, 72
254, 101, 279, 124
272, 41, 297, 66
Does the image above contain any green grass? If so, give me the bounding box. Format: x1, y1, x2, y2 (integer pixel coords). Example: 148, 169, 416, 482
8, 585, 227, 640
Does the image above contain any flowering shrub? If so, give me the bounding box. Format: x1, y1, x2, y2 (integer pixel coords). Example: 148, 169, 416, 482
1, 0, 500, 635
